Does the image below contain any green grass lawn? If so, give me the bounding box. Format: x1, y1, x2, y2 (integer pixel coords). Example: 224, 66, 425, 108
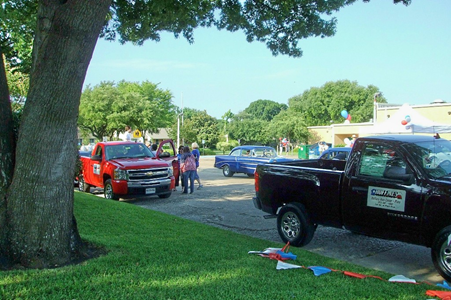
0, 192, 443, 299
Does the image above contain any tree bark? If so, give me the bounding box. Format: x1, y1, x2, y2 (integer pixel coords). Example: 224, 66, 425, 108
0, 49, 16, 256
5, 0, 111, 267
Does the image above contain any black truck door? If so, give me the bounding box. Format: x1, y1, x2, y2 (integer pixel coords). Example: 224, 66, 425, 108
341, 141, 423, 243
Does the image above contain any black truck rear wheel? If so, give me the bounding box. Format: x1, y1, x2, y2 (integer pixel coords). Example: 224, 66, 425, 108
432, 226, 451, 282
277, 203, 315, 247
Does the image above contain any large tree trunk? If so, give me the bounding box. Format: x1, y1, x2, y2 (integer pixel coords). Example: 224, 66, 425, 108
5, 0, 111, 268
0, 49, 16, 255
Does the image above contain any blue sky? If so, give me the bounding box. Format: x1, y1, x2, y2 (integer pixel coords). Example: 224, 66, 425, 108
84, 1, 450, 120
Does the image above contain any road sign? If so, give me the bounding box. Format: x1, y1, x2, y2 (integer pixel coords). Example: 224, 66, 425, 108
133, 130, 142, 138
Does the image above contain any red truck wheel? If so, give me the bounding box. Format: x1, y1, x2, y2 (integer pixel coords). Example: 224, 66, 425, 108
158, 192, 172, 199
78, 175, 91, 193
432, 226, 451, 282
104, 179, 119, 200
277, 203, 315, 247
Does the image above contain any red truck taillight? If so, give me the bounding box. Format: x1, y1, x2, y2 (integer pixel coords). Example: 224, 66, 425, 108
254, 170, 259, 192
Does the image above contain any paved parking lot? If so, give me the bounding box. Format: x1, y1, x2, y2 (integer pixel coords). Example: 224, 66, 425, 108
124, 156, 443, 283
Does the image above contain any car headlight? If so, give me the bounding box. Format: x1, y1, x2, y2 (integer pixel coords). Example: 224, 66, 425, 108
114, 168, 128, 180
168, 167, 173, 177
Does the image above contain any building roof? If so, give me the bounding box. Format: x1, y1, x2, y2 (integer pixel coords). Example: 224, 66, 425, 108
146, 128, 170, 140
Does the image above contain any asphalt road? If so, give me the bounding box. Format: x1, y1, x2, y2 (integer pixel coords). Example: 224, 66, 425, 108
121, 156, 444, 284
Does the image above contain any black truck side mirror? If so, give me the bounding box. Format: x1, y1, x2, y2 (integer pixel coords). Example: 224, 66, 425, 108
90, 155, 102, 161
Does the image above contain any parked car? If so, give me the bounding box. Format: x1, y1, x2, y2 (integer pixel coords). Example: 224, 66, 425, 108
319, 147, 351, 160
308, 142, 332, 159
214, 145, 295, 177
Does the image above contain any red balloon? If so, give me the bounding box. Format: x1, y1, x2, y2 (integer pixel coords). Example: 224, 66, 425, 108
347, 114, 352, 121
401, 120, 408, 125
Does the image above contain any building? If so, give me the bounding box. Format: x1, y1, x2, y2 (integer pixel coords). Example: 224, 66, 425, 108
309, 101, 451, 147
144, 128, 170, 144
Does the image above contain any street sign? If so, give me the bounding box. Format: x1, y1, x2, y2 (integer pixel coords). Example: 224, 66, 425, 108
133, 130, 142, 138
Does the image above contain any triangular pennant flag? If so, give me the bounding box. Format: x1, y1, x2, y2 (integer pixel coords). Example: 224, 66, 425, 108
248, 248, 282, 255
276, 260, 302, 270
438, 281, 451, 290
426, 290, 451, 299
308, 266, 332, 276
388, 275, 417, 284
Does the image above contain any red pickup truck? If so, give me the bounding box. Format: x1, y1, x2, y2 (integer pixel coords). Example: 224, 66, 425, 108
78, 140, 178, 200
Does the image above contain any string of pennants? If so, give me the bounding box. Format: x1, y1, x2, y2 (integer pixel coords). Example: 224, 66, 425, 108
248, 242, 451, 299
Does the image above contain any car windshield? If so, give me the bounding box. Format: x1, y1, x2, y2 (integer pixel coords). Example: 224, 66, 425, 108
105, 144, 154, 160
253, 147, 278, 158
404, 139, 451, 179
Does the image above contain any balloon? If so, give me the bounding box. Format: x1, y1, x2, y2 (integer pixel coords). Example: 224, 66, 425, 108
346, 114, 352, 121
344, 119, 350, 124
341, 110, 348, 119
405, 115, 411, 122
401, 120, 408, 125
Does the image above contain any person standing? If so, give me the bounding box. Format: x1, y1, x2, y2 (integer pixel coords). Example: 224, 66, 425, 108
191, 142, 203, 189
150, 144, 158, 155
176, 145, 184, 191
181, 146, 196, 194
123, 125, 132, 141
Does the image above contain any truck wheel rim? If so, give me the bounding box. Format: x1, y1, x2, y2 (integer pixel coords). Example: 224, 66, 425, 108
439, 242, 451, 273
281, 212, 300, 239
105, 184, 113, 199
224, 166, 229, 175
78, 178, 84, 191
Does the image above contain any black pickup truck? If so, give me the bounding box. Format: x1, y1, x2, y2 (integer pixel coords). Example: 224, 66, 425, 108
253, 134, 451, 281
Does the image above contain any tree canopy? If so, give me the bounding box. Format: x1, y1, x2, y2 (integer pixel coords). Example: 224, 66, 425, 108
268, 109, 310, 144
288, 80, 387, 126
78, 80, 175, 140
168, 108, 218, 148
229, 118, 272, 145
243, 99, 287, 122
0, 0, 36, 73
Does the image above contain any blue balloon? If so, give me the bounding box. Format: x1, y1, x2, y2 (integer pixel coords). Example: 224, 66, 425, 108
405, 115, 411, 122
341, 110, 348, 119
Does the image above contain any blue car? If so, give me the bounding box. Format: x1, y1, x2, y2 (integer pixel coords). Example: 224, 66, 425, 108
319, 147, 351, 160
214, 145, 295, 177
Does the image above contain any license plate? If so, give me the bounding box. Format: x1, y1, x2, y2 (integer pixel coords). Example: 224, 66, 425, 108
145, 188, 156, 194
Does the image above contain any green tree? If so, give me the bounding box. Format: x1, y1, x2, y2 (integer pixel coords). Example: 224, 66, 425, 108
243, 99, 287, 122
168, 108, 218, 148
78, 81, 175, 140
221, 109, 234, 134
289, 80, 387, 126
190, 112, 219, 149
229, 118, 272, 145
268, 109, 310, 144
0, 0, 411, 268
5, 60, 29, 141
0, 0, 36, 74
